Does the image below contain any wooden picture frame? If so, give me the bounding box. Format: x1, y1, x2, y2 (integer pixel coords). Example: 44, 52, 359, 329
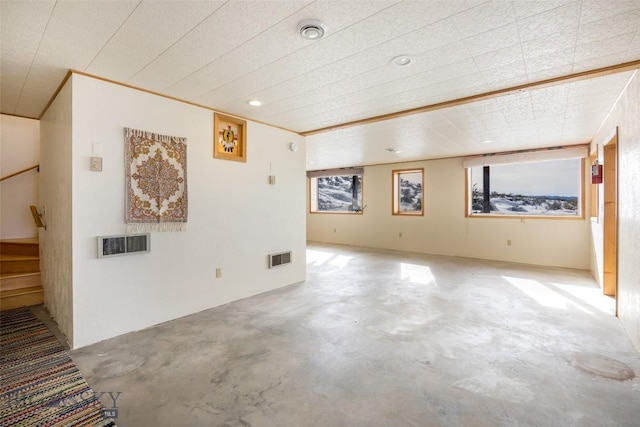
214, 113, 247, 162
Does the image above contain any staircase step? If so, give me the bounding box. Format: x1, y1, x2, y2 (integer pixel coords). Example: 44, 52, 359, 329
0, 272, 41, 291
0, 286, 44, 311
0, 238, 39, 256
0, 254, 39, 274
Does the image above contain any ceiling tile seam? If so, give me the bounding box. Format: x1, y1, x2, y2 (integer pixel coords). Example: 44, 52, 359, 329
219, 3, 478, 109
279, 26, 503, 122
242, 38, 473, 120
221, 36, 427, 111
161, 0, 324, 95
561, 1, 596, 138
560, 78, 580, 137
509, 2, 537, 146
622, 25, 640, 60
516, 0, 577, 23
50, 69, 302, 135
417, 119, 458, 148
452, 8, 489, 99
510, 1, 530, 86
590, 69, 638, 142
295, 80, 490, 130
260, 55, 483, 123
186, 0, 407, 103
439, 113, 476, 147
220, 60, 387, 118
570, 0, 585, 74
126, 0, 229, 83
12, 2, 57, 115
83, 1, 143, 72
300, 62, 640, 136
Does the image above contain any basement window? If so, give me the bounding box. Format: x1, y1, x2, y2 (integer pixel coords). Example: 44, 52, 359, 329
308, 168, 363, 214
393, 168, 424, 215
464, 147, 586, 218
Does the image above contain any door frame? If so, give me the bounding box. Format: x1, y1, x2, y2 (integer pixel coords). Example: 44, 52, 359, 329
602, 128, 618, 314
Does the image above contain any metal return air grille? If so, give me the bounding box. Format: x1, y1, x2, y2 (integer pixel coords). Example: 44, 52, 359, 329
98, 233, 150, 258
268, 251, 292, 268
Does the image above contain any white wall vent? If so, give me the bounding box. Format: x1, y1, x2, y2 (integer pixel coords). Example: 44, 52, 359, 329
98, 233, 150, 258
268, 251, 292, 268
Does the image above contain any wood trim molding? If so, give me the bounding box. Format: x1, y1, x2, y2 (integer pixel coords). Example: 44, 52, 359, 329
30, 60, 640, 140
38, 71, 72, 120
41, 70, 302, 135
301, 60, 640, 137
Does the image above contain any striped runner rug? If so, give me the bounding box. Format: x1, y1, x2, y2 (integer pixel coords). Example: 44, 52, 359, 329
0, 308, 116, 426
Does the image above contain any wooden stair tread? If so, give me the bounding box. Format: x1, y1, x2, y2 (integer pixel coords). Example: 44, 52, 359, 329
0, 238, 38, 244
0, 254, 39, 261
0, 239, 40, 257
0, 239, 42, 310
1, 271, 40, 278
1, 272, 41, 291
0, 285, 44, 311
1, 286, 43, 296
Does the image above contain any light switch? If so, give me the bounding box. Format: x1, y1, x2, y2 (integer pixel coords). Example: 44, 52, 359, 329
269, 175, 276, 185
91, 157, 103, 172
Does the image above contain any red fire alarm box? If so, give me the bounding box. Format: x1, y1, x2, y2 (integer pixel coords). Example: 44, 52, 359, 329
591, 163, 603, 184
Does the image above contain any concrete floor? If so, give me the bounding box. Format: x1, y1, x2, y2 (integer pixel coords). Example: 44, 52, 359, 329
71, 243, 640, 426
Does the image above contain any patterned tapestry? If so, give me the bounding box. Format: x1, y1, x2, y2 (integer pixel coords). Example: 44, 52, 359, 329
125, 127, 187, 232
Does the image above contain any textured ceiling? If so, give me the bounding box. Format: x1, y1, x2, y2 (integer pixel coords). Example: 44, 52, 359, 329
1, 0, 639, 170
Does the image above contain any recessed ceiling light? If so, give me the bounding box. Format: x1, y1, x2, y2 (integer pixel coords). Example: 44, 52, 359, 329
247, 100, 262, 107
391, 55, 411, 66
482, 139, 493, 144
386, 148, 402, 153
298, 19, 327, 40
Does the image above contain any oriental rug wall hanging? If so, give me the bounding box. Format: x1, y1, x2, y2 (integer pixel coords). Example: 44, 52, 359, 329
125, 127, 187, 232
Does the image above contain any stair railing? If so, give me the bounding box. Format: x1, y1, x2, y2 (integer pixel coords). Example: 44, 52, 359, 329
0, 164, 39, 182
29, 206, 46, 230
0, 164, 44, 229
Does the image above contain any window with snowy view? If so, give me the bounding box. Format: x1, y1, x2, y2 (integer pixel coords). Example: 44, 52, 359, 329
310, 174, 363, 213
468, 158, 582, 217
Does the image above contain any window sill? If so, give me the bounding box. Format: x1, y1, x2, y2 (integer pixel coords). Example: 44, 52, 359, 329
309, 211, 363, 215
467, 213, 584, 220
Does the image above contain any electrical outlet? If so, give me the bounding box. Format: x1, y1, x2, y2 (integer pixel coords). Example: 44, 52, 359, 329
399, 232, 403, 238
333, 228, 336, 233
507, 239, 512, 246
215, 267, 222, 278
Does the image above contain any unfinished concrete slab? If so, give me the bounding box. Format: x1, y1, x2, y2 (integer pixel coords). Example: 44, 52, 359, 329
71, 243, 640, 426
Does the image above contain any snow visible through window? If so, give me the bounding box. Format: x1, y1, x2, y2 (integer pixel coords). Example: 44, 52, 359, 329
469, 159, 580, 216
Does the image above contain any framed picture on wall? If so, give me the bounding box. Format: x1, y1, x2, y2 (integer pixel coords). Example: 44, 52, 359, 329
213, 113, 246, 162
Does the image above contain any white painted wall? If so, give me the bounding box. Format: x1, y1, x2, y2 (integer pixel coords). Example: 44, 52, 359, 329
307, 157, 590, 270
590, 71, 640, 351
69, 74, 306, 348
0, 114, 40, 239
40, 81, 74, 345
